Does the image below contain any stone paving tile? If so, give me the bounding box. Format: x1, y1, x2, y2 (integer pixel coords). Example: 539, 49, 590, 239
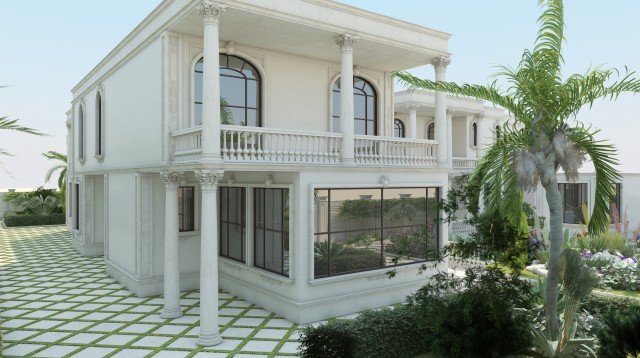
0, 225, 301, 357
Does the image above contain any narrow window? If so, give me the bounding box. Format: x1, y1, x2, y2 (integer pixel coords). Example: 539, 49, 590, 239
254, 188, 289, 276
220, 187, 246, 262
427, 122, 435, 140
495, 125, 501, 139
78, 105, 85, 160
96, 92, 103, 156
612, 183, 622, 222
559, 183, 588, 224
313, 187, 439, 279
73, 183, 80, 230
332, 76, 377, 135
472, 122, 478, 146
394, 118, 405, 138
178, 186, 195, 232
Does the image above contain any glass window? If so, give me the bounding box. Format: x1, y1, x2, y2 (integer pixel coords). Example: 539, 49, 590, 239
254, 188, 289, 276
74, 183, 80, 230
313, 187, 439, 279
194, 54, 261, 127
559, 183, 588, 224
495, 125, 501, 139
220, 187, 245, 262
427, 122, 435, 140
332, 77, 377, 135
96, 92, 103, 156
394, 118, 405, 138
472, 122, 478, 146
612, 183, 622, 222
78, 105, 84, 159
178, 187, 195, 232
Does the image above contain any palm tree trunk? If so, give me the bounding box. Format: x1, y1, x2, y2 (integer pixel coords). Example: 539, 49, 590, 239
543, 172, 562, 339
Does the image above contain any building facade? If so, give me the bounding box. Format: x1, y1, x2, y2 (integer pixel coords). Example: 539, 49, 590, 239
66, 0, 507, 346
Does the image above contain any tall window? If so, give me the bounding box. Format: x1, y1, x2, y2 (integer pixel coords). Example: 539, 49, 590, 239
254, 188, 289, 276
612, 183, 622, 222
220, 187, 246, 262
313, 187, 439, 279
194, 54, 261, 127
559, 183, 588, 224
394, 119, 405, 138
495, 125, 501, 139
332, 76, 377, 135
472, 122, 478, 146
95, 92, 104, 156
78, 105, 85, 160
73, 183, 80, 230
178, 187, 195, 232
427, 122, 435, 140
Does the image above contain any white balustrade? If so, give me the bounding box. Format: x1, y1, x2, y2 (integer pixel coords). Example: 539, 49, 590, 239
452, 157, 478, 173
353, 135, 437, 166
450, 220, 474, 239
219, 125, 342, 164
171, 126, 203, 163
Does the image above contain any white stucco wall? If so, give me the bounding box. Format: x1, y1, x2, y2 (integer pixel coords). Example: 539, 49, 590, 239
106, 173, 138, 273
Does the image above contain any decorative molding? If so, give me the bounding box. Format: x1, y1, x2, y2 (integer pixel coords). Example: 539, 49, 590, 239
431, 56, 451, 70
474, 113, 485, 121
225, 41, 236, 55
265, 175, 275, 188
227, 175, 236, 186
379, 175, 390, 188
407, 104, 419, 111
195, 170, 224, 190
446, 109, 454, 116
353, 65, 361, 76
336, 33, 359, 52
159, 171, 185, 188
199, 1, 226, 25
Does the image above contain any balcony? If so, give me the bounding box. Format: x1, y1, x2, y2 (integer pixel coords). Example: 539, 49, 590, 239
452, 157, 478, 174
171, 125, 438, 167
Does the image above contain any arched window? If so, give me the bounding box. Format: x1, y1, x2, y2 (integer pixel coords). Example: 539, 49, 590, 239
332, 76, 377, 135
194, 54, 261, 127
426, 121, 435, 140
78, 104, 85, 160
495, 125, 501, 139
472, 122, 478, 147
95, 91, 104, 156
394, 118, 405, 138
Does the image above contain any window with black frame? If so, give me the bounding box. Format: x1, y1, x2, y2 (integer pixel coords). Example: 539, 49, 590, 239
332, 76, 377, 135
427, 122, 435, 140
73, 183, 80, 230
611, 183, 622, 222
313, 187, 439, 279
178, 186, 195, 232
472, 122, 478, 146
559, 183, 588, 224
254, 188, 289, 276
394, 118, 405, 138
220, 187, 245, 262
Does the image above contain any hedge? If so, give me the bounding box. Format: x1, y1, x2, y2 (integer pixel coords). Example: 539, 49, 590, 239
299, 306, 429, 358
582, 292, 640, 317
3, 213, 66, 227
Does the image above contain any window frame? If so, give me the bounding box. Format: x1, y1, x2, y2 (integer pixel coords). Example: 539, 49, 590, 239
471, 122, 478, 147
312, 186, 440, 279
331, 76, 378, 135
253, 187, 290, 277
495, 124, 501, 139
78, 104, 85, 162
219, 186, 246, 263
426, 121, 435, 140
178, 186, 195, 233
393, 118, 405, 138
95, 89, 105, 158
73, 183, 80, 230
559, 183, 589, 224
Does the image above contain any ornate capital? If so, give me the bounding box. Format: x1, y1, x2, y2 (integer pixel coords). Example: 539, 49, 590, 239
160, 171, 185, 188
408, 104, 419, 111
337, 33, 359, 52
195, 170, 224, 190
431, 56, 451, 70
199, 1, 226, 25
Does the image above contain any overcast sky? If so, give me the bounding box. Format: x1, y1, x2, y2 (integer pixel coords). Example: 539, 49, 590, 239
1, 0, 638, 188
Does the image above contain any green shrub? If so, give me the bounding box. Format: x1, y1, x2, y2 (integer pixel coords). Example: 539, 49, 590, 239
299, 306, 428, 358
3, 213, 66, 227
596, 305, 640, 358
581, 293, 640, 317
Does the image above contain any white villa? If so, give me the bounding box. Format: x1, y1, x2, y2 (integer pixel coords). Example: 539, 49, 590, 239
65, 0, 507, 346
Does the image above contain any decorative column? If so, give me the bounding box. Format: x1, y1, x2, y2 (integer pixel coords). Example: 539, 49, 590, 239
195, 169, 224, 346
475, 114, 487, 158
160, 171, 185, 319
446, 109, 453, 167
408, 105, 418, 139
337, 34, 359, 164
199, 1, 225, 162
431, 57, 451, 166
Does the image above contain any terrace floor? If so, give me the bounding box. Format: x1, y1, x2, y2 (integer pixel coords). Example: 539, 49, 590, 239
0, 225, 301, 357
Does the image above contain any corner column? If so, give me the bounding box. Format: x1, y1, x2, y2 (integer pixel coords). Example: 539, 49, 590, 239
475, 114, 486, 158
408, 105, 418, 139
160, 171, 185, 319
199, 1, 225, 162
431, 57, 451, 166
446, 109, 453, 167
337, 34, 359, 164
195, 169, 224, 346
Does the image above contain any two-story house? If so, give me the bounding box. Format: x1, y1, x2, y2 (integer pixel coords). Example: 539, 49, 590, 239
66, 0, 506, 346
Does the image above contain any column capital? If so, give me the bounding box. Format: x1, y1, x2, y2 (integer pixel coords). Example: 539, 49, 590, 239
446, 108, 454, 116
195, 170, 224, 190
160, 171, 185, 188
407, 104, 420, 111
199, 1, 226, 25
337, 33, 359, 52
431, 56, 451, 71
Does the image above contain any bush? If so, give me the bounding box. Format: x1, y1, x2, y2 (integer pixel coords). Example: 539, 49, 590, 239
581, 293, 640, 317
299, 306, 428, 358
596, 305, 640, 358
3, 213, 66, 227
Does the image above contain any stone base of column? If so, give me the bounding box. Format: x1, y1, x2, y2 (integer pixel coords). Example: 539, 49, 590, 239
197, 332, 223, 346
161, 307, 183, 319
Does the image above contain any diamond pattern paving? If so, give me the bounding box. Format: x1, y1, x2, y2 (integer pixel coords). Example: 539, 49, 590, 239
0, 225, 301, 357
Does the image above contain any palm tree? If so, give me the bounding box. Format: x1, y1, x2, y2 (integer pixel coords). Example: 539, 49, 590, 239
43, 151, 67, 190
1, 87, 45, 157
394, 0, 639, 338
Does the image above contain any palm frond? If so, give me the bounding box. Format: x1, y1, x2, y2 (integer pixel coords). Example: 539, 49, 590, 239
534, 0, 565, 73
568, 127, 621, 234
0, 116, 45, 136
44, 165, 65, 183
42, 151, 67, 162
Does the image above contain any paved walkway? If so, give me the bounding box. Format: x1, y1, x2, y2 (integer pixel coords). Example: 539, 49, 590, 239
0, 225, 301, 357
